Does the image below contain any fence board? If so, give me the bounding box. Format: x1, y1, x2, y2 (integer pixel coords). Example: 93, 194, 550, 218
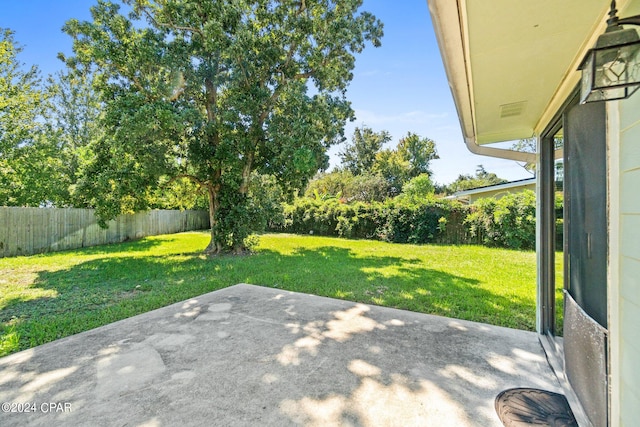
0, 208, 6, 258
0, 208, 210, 258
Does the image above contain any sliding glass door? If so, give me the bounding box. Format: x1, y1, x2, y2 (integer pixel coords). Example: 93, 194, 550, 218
539, 91, 608, 427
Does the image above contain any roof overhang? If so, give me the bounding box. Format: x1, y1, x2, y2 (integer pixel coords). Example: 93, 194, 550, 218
453, 178, 537, 198
427, 0, 639, 160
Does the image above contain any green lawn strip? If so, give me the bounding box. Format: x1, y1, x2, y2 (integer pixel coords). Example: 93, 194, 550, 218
1, 232, 555, 357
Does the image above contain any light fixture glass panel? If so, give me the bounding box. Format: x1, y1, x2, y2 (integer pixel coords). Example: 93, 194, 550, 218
578, 20, 640, 104
580, 53, 595, 103
593, 43, 640, 89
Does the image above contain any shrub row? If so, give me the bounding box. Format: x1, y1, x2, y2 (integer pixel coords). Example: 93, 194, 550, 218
465, 191, 537, 250
274, 190, 543, 250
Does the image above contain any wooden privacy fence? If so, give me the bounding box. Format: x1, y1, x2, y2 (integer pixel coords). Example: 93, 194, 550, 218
0, 207, 210, 258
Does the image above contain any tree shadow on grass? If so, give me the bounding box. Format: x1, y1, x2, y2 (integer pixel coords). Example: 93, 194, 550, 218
58, 235, 177, 256
3, 253, 209, 321
245, 245, 536, 331
1, 251, 220, 355
1, 243, 535, 356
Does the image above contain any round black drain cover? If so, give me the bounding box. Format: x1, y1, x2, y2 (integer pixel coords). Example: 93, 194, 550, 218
495, 388, 578, 427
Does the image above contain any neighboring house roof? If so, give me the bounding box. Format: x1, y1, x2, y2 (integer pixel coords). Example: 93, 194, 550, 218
448, 178, 536, 203
426, 0, 614, 155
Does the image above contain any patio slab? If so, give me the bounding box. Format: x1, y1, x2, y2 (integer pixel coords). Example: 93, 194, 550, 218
0, 284, 561, 426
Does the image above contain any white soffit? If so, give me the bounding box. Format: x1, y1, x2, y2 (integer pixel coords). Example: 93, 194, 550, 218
428, 0, 614, 146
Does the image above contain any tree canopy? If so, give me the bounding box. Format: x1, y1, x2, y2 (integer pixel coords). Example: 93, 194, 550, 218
339, 125, 391, 175
398, 173, 434, 201
304, 169, 388, 202
63, 0, 383, 254
45, 65, 104, 207
396, 132, 438, 178
0, 28, 66, 207
444, 164, 507, 194
372, 132, 438, 196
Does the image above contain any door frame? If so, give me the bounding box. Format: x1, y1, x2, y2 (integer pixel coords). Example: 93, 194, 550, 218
537, 89, 578, 338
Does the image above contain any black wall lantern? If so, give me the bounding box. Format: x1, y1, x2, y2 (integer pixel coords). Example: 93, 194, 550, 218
578, 0, 640, 103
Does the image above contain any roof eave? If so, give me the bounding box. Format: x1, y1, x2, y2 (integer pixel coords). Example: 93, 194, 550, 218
427, 0, 536, 163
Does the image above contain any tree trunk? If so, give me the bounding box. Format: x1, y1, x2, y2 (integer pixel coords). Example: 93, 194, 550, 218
203, 76, 224, 255
204, 182, 223, 255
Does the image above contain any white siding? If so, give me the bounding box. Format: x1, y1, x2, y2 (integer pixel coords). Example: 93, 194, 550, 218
612, 89, 640, 427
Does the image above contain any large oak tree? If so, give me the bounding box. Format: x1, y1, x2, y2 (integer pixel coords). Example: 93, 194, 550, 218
64, 0, 382, 253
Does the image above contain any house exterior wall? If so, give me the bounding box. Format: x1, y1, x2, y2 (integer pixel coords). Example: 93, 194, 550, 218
609, 90, 640, 427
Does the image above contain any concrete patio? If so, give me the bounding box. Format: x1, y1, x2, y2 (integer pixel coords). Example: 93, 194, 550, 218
0, 284, 561, 426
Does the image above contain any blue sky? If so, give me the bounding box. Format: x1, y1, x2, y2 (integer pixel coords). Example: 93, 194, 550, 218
1, 0, 532, 185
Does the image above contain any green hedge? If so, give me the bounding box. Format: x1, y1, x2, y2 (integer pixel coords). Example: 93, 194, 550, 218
465, 191, 537, 250
276, 189, 544, 250
278, 197, 475, 245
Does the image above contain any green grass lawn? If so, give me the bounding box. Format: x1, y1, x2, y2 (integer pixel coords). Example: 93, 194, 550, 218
0, 232, 562, 357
